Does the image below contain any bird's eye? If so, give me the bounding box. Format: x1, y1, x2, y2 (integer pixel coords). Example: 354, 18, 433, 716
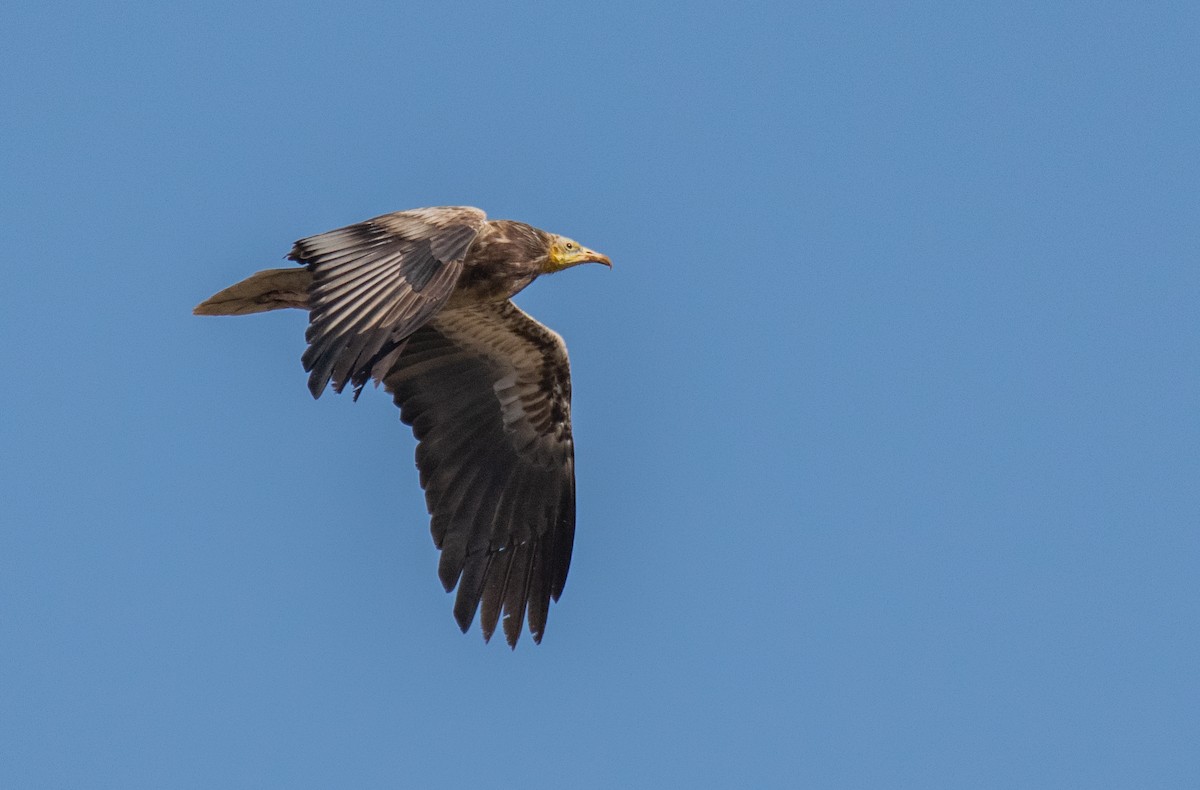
565, 242, 575, 250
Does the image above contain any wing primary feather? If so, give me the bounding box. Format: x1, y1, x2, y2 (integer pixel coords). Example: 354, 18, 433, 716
480, 548, 515, 643
500, 542, 534, 648
453, 551, 493, 633
525, 541, 551, 644
551, 482, 577, 601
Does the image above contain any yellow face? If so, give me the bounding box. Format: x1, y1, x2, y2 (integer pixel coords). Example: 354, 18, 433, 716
547, 235, 612, 272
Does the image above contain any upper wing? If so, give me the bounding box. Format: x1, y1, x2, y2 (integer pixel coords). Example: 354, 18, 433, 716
382, 300, 576, 647
290, 206, 488, 397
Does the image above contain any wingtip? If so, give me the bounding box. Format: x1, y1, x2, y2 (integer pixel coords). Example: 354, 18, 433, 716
305, 372, 327, 400
503, 625, 521, 650
453, 604, 475, 634
502, 616, 523, 649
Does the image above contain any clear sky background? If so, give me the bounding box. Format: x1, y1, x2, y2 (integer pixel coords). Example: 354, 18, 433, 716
2, 2, 1197, 787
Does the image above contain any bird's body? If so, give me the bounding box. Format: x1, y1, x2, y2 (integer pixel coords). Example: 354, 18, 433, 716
447, 220, 549, 305
195, 206, 610, 646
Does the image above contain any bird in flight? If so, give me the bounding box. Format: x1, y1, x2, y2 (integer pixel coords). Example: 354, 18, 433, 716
195, 206, 611, 647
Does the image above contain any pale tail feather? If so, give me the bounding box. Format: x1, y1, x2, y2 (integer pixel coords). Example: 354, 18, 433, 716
193, 268, 312, 316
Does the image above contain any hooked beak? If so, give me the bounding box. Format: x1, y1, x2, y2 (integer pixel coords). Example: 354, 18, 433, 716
578, 246, 612, 268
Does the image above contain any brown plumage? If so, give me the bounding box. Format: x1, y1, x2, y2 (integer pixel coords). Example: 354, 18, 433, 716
195, 206, 611, 646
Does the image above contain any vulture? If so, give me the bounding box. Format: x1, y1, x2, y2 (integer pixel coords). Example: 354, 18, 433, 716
195, 206, 610, 647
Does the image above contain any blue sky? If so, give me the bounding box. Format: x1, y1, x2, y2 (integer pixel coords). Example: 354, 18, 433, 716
2, 1, 1197, 787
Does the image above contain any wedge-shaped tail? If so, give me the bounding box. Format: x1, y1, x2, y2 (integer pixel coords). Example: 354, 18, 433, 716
193, 267, 312, 316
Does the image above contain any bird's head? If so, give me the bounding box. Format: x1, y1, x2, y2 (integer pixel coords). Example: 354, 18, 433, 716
545, 235, 612, 273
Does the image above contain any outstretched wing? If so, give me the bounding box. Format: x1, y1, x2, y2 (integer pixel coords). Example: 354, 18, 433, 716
290, 206, 488, 397
382, 301, 576, 647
